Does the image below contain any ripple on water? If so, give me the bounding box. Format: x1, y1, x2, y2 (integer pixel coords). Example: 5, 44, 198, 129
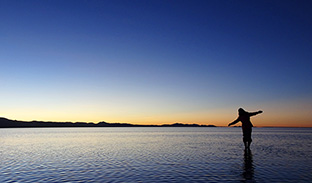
0, 127, 311, 182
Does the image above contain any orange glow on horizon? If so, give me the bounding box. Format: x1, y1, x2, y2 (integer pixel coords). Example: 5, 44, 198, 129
1, 113, 311, 128
1, 99, 311, 128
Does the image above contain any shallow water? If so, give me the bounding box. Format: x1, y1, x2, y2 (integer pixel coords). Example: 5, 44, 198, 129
0, 127, 311, 182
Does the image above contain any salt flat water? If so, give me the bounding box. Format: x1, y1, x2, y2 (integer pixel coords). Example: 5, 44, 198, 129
1, 127, 311, 183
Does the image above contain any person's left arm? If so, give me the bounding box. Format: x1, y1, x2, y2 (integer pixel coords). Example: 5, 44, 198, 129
249, 110, 263, 116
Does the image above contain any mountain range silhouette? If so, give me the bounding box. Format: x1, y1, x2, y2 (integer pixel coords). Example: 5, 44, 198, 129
0, 117, 216, 128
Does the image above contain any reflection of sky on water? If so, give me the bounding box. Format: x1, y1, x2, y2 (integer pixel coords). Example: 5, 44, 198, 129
0, 127, 311, 182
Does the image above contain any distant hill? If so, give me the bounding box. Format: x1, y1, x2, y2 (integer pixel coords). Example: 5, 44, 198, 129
0, 117, 216, 128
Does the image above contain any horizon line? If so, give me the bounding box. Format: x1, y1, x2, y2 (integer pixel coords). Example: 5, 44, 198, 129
1, 116, 311, 128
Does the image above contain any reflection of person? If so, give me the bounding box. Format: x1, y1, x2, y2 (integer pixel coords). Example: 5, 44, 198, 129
242, 150, 254, 181
228, 108, 263, 150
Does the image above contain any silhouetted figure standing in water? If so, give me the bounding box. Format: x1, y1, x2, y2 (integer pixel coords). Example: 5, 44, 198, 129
228, 108, 262, 150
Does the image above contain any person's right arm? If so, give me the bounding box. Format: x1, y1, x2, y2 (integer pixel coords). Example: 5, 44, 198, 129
228, 118, 240, 126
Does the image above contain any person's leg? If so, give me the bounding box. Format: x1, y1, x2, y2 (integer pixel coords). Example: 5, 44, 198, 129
243, 128, 252, 150
247, 140, 251, 149
244, 141, 248, 150
246, 128, 252, 149
243, 135, 248, 149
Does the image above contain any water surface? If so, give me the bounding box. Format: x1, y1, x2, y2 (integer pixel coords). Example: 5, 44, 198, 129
1, 127, 311, 182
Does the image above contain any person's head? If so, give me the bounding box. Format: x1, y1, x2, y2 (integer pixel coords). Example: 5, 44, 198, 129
238, 108, 246, 115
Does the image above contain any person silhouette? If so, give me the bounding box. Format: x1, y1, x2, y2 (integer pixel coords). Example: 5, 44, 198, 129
228, 108, 263, 150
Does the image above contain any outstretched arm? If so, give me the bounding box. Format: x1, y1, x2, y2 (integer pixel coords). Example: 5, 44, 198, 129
228, 118, 240, 126
248, 110, 263, 117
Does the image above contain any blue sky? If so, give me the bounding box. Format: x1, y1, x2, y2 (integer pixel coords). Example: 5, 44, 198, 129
1, 0, 312, 126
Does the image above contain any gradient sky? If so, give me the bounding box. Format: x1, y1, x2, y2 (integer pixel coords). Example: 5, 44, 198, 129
1, 0, 312, 127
